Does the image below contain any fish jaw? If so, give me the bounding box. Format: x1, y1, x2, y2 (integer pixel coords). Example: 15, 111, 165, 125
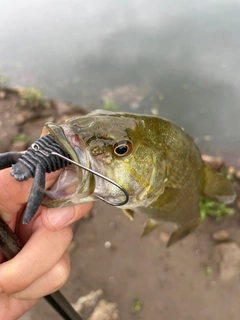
43, 111, 168, 210
41, 123, 96, 207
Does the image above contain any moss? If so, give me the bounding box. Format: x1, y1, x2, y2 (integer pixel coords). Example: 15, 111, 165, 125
100, 98, 121, 111
0, 75, 10, 89
132, 299, 142, 312
200, 197, 235, 221
21, 87, 45, 107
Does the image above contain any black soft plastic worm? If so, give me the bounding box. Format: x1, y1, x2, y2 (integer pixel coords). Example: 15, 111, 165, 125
0, 134, 71, 223
0, 134, 85, 320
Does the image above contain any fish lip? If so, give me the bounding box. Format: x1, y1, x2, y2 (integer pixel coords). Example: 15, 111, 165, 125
60, 124, 86, 154
59, 125, 88, 178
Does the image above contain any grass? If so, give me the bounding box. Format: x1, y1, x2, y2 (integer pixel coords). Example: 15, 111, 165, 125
200, 197, 235, 221
21, 87, 45, 107
132, 299, 142, 312
220, 167, 234, 181
12, 133, 29, 143
100, 98, 121, 111
205, 265, 213, 278
0, 74, 10, 89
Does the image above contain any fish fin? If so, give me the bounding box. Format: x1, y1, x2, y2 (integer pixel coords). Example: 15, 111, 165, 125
166, 217, 201, 247
122, 209, 134, 221
202, 166, 236, 204
141, 219, 161, 237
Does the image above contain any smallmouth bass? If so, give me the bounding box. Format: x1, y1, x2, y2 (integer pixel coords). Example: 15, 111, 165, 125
42, 110, 235, 246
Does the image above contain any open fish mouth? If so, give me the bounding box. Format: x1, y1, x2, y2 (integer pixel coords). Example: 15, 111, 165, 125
43, 165, 80, 202
41, 132, 95, 207
42, 140, 129, 207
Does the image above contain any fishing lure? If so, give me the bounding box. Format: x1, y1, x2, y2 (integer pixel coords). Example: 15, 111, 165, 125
0, 133, 129, 224
0, 114, 130, 320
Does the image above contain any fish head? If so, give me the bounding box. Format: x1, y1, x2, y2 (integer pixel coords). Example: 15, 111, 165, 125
42, 110, 168, 209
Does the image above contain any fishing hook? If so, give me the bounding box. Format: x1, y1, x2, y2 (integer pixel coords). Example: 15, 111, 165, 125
31, 143, 129, 206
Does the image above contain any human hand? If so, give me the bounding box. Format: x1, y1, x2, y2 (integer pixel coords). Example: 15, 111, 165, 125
0, 168, 93, 319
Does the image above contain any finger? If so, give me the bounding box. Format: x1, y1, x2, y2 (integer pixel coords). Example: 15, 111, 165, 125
12, 250, 70, 300
41, 202, 93, 231
0, 296, 37, 320
0, 169, 62, 223
0, 225, 72, 294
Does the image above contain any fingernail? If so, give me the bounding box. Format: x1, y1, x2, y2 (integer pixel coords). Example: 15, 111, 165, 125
47, 207, 75, 229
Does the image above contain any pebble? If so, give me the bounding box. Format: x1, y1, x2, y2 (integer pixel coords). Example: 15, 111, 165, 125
109, 221, 116, 228
159, 232, 170, 243
88, 300, 120, 320
0, 90, 6, 99
104, 241, 112, 249
72, 289, 103, 314
212, 230, 230, 242
228, 166, 236, 175
235, 170, 240, 179
214, 242, 240, 281
201, 154, 224, 170
109, 276, 115, 282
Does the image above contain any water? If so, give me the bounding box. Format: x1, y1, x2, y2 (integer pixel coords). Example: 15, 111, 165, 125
0, 0, 240, 165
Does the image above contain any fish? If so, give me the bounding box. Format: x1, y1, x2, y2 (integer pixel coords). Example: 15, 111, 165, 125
40, 109, 236, 247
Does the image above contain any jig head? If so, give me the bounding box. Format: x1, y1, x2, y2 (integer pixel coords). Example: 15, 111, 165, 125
0, 134, 129, 224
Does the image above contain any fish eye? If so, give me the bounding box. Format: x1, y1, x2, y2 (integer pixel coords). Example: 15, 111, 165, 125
114, 140, 132, 157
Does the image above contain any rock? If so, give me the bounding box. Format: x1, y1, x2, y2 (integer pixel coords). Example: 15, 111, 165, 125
0, 90, 6, 99
228, 166, 236, 175
51, 99, 87, 122
214, 242, 240, 281
212, 230, 230, 242
51, 99, 74, 116
10, 141, 28, 152
88, 300, 120, 320
201, 154, 224, 170
72, 289, 103, 316
160, 232, 170, 243
235, 170, 240, 180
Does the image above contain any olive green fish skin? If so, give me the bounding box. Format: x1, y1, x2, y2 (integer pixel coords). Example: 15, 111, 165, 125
42, 110, 235, 246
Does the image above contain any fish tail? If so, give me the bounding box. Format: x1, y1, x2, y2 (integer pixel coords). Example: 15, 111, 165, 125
202, 166, 236, 204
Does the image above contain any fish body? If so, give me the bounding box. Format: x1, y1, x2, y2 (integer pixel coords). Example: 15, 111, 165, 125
41, 110, 235, 246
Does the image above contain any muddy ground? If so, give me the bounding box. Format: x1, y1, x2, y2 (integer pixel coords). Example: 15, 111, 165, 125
1, 88, 240, 320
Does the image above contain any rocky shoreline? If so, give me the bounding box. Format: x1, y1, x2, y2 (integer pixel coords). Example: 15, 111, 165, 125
1, 87, 240, 320
0, 87, 87, 153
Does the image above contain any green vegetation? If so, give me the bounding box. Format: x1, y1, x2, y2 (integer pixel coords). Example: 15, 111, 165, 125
205, 265, 213, 278
12, 133, 29, 143
0, 74, 10, 89
220, 167, 234, 181
100, 98, 121, 111
21, 87, 45, 107
132, 299, 142, 312
200, 197, 235, 221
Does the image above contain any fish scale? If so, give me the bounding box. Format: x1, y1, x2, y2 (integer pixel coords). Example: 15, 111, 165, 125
40, 110, 235, 247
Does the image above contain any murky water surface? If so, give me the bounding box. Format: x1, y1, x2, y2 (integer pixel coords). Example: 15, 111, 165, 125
0, 0, 240, 164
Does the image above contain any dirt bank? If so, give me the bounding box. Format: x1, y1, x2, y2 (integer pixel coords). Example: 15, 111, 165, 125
0, 88, 240, 320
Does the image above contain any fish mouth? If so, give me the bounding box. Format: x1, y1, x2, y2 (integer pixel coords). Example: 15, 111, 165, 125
42, 123, 129, 207
43, 165, 80, 202
42, 126, 95, 207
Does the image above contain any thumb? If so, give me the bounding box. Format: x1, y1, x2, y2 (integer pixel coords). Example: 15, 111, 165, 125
41, 202, 93, 231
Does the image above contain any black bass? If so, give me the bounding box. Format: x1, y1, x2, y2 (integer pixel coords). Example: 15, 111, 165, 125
41, 110, 235, 246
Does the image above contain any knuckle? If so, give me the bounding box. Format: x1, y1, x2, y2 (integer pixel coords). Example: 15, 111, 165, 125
51, 256, 70, 290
